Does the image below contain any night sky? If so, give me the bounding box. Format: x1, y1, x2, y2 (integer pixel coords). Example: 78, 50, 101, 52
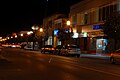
0, 0, 81, 37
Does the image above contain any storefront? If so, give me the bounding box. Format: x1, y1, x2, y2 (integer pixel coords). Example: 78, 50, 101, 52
96, 38, 108, 54
79, 24, 108, 54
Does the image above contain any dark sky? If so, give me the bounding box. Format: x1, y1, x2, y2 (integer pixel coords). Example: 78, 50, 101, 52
0, 0, 81, 37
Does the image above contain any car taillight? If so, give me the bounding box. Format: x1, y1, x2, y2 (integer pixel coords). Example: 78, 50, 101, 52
41, 48, 44, 50
51, 48, 54, 50
12, 45, 16, 47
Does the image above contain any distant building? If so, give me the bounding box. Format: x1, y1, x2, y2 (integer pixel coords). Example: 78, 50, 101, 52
69, 0, 120, 53
43, 13, 68, 47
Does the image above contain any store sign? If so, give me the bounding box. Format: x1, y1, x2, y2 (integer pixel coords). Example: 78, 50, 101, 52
83, 32, 87, 37
72, 33, 78, 38
79, 32, 87, 37
93, 25, 102, 30
54, 30, 69, 36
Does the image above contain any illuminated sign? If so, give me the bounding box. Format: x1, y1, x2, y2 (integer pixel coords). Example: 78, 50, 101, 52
83, 32, 87, 37
72, 33, 78, 38
93, 25, 102, 30
54, 30, 59, 35
54, 30, 69, 35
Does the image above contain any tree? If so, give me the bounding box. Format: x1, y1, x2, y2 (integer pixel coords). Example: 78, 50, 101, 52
35, 28, 48, 48
102, 11, 120, 50
57, 28, 73, 45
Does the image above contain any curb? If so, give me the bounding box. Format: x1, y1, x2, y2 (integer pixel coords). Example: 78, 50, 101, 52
80, 54, 110, 60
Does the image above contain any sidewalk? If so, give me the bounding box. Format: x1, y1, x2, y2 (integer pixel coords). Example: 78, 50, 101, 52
23, 49, 111, 60
80, 53, 111, 60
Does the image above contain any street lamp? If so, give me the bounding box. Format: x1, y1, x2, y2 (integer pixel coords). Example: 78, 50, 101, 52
31, 25, 39, 50
39, 27, 44, 48
21, 33, 23, 37
39, 28, 43, 32
67, 20, 73, 44
67, 20, 73, 32
15, 35, 17, 38
67, 20, 70, 26
32, 26, 39, 31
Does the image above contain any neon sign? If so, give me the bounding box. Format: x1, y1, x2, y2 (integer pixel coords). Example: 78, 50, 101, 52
93, 25, 102, 30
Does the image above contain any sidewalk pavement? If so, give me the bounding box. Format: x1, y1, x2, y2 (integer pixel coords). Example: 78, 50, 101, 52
25, 49, 111, 60
80, 53, 111, 60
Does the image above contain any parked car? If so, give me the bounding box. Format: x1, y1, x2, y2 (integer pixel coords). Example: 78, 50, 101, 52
24, 44, 33, 50
41, 45, 55, 54
54, 45, 63, 55
10, 44, 21, 48
110, 49, 120, 64
60, 44, 81, 57
20, 44, 26, 49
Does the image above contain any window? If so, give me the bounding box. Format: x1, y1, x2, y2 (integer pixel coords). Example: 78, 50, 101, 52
102, 7, 106, 20
113, 4, 117, 12
84, 13, 88, 24
99, 3, 118, 21
106, 6, 110, 17
110, 5, 114, 15
72, 15, 77, 25
99, 8, 102, 21
48, 21, 52, 28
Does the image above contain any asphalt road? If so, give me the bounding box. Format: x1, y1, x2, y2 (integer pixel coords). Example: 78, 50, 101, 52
0, 48, 120, 80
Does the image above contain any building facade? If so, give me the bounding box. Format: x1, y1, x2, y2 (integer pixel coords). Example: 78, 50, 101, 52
43, 14, 68, 47
69, 0, 120, 53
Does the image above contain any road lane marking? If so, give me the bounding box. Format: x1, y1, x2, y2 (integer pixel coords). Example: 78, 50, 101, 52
49, 57, 52, 63
78, 65, 120, 77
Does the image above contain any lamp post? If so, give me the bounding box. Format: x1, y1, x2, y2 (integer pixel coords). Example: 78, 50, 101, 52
39, 28, 44, 48
20, 33, 23, 37
67, 20, 73, 32
32, 26, 39, 31
67, 20, 73, 45
31, 25, 39, 50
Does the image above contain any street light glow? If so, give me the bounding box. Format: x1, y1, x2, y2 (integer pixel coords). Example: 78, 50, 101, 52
15, 35, 17, 38
21, 33, 23, 36
7, 37, 10, 39
32, 26, 39, 30
27, 31, 33, 35
39, 28, 43, 32
67, 20, 71, 26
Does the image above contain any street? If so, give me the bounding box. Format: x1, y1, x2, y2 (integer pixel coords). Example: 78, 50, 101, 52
0, 48, 120, 80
